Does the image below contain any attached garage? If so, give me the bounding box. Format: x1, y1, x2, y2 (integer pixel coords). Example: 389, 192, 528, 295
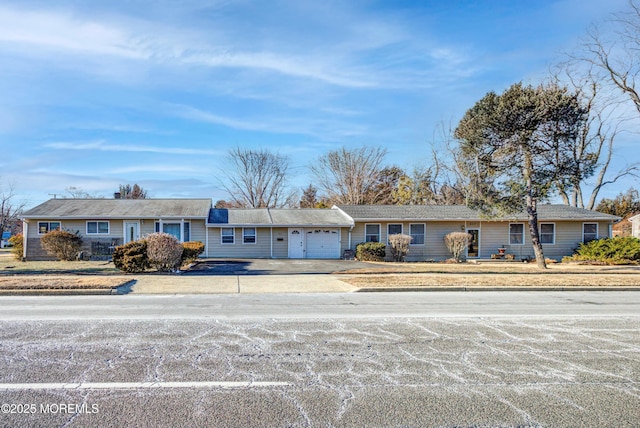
208, 208, 354, 259
304, 228, 341, 259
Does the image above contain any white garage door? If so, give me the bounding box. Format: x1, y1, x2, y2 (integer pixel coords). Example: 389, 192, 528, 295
305, 229, 340, 259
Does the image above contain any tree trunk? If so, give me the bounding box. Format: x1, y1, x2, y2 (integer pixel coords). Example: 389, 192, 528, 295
523, 151, 547, 269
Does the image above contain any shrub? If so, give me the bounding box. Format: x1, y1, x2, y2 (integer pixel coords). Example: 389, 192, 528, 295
355, 242, 387, 262
388, 234, 412, 262
8, 234, 23, 261
40, 229, 83, 261
566, 236, 640, 265
182, 241, 205, 265
444, 231, 472, 262
146, 232, 184, 272
113, 240, 149, 273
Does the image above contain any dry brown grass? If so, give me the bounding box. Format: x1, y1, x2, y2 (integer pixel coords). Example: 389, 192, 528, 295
0, 275, 132, 290
338, 261, 640, 288
341, 273, 640, 288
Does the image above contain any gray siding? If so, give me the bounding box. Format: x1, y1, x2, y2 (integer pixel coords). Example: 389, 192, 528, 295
25, 218, 206, 260
206, 227, 272, 258
205, 226, 350, 259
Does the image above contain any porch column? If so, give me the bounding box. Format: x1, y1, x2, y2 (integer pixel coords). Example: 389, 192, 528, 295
270, 227, 273, 258
180, 219, 185, 242
22, 220, 28, 260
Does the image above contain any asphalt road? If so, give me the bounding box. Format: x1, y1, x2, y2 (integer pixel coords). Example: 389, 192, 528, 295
0, 292, 639, 427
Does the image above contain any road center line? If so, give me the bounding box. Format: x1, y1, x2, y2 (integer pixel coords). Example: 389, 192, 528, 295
0, 381, 290, 390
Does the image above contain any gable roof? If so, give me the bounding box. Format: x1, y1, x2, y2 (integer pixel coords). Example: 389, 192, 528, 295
336, 204, 621, 222
22, 199, 212, 219
207, 208, 353, 227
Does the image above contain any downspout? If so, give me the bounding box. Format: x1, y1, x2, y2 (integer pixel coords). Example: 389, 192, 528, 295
270, 227, 274, 258
205, 224, 209, 257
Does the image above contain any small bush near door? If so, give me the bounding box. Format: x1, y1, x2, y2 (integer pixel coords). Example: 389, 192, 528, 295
146, 232, 184, 272
113, 240, 149, 273
355, 242, 386, 262
40, 229, 83, 261
182, 241, 205, 265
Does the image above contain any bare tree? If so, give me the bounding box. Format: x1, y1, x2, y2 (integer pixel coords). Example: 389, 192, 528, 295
65, 186, 100, 198
117, 184, 148, 199
580, 1, 640, 114
0, 181, 26, 237
223, 147, 295, 208
553, 61, 638, 209
310, 146, 387, 205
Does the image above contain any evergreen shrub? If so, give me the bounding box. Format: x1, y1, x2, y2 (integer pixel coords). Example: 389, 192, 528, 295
355, 242, 386, 262
113, 240, 149, 273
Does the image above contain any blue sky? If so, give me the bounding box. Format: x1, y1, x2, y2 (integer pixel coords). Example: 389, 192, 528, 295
1, 0, 636, 208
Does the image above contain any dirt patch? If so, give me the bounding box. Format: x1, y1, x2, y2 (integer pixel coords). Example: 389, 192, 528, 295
0, 275, 132, 290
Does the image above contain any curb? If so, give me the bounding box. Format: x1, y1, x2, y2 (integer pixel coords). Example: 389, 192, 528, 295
0, 288, 118, 296
356, 286, 640, 292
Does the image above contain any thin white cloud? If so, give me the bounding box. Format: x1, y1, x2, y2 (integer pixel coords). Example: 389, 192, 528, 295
44, 140, 222, 156
0, 6, 146, 59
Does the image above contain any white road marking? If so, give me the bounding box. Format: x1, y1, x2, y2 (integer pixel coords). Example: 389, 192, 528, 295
0, 381, 290, 390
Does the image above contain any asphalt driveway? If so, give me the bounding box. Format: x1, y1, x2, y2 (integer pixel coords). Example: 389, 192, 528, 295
184, 258, 377, 275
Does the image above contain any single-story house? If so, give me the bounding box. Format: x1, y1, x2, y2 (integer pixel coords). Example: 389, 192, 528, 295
20, 198, 620, 261
20, 198, 211, 260
630, 213, 640, 239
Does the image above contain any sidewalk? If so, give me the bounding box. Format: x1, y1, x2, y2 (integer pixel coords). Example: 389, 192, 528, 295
129, 274, 357, 294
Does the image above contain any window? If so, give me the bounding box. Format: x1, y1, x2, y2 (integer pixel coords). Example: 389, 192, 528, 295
583, 223, 598, 243
154, 222, 190, 241
387, 224, 402, 243
38, 222, 60, 234
243, 227, 256, 244
221, 228, 234, 244
87, 221, 109, 234
509, 223, 524, 245
539, 223, 555, 245
365, 224, 380, 242
410, 224, 425, 245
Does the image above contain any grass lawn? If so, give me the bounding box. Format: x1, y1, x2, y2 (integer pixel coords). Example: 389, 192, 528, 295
0, 249, 120, 275
0, 275, 132, 291
338, 261, 640, 288
0, 249, 128, 292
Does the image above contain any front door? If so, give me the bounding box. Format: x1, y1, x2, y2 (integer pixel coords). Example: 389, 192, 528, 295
288, 228, 305, 258
124, 221, 140, 244
467, 228, 479, 258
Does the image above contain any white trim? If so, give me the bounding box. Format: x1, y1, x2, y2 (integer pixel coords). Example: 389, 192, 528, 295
539, 222, 556, 245
220, 227, 235, 245
409, 223, 426, 246
86, 221, 109, 235
582, 222, 599, 243
123, 220, 141, 244
242, 227, 256, 245
364, 223, 381, 243
508, 223, 525, 245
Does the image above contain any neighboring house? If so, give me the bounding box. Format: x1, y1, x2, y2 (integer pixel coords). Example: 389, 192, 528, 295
630, 213, 640, 239
21, 198, 620, 261
21, 199, 211, 260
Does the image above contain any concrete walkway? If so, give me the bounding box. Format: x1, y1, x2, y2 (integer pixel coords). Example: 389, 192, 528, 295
129, 274, 357, 294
